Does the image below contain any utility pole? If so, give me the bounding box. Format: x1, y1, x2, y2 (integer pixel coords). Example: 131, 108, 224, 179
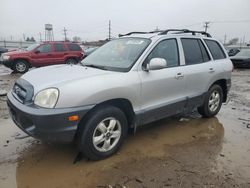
223, 34, 227, 45
63, 27, 68, 41
23, 33, 26, 41
39, 32, 42, 42
204, 21, 210, 32
108, 20, 111, 40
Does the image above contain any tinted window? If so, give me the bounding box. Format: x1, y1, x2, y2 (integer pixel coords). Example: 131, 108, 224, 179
198, 40, 210, 62
67, 43, 81, 51
36, 44, 51, 53
146, 39, 179, 67
181, 39, 205, 65
205, 40, 226, 60
54, 43, 65, 52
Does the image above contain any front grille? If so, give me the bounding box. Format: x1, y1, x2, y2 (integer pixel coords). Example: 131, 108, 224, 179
12, 78, 34, 104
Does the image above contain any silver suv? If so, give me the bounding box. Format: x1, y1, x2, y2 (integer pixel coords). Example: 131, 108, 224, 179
7, 29, 233, 160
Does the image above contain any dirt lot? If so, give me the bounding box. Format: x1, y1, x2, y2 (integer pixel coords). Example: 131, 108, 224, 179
0, 64, 250, 188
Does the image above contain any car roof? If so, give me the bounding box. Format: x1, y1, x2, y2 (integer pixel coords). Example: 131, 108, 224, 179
41, 41, 78, 44
119, 29, 213, 41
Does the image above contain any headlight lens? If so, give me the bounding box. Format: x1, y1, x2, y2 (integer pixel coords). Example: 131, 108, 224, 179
2, 55, 10, 60
34, 88, 59, 108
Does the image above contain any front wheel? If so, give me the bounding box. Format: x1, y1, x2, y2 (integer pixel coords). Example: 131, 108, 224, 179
12, 60, 29, 73
198, 84, 223, 118
77, 105, 128, 160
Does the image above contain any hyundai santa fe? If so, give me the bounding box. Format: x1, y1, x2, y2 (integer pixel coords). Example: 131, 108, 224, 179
7, 29, 233, 160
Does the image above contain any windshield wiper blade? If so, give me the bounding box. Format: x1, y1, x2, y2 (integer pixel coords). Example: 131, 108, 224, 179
83, 64, 108, 70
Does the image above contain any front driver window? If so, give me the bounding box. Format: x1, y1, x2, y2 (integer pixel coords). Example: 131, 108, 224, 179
36, 44, 51, 53
145, 39, 179, 68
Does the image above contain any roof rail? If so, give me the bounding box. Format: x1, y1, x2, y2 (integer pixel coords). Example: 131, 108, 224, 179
118, 31, 161, 37
158, 29, 212, 37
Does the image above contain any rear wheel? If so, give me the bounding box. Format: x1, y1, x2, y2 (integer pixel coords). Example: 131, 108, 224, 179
77, 105, 128, 160
13, 60, 29, 73
65, 58, 77, 65
198, 84, 223, 118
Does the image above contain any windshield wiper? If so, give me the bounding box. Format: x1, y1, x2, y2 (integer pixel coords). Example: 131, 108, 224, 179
83, 64, 108, 70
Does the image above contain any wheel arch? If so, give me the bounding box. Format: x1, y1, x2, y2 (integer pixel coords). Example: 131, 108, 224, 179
65, 57, 79, 63
209, 79, 228, 102
77, 98, 135, 131
13, 58, 31, 67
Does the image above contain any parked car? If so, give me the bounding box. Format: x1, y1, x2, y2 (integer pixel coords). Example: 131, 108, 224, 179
230, 49, 250, 68
0, 47, 8, 56
83, 47, 99, 58
228, 48, 240, 56
0, 41, 84, 73
7, 29, 232, 160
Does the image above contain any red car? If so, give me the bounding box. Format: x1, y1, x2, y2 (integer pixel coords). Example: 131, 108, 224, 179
0, 41, 84, 73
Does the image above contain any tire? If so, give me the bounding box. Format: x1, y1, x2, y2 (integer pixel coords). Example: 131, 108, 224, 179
198, 84, 223, 118
77, 105, 128, 160
65, 58, 77, 65
12, 60, 29, 73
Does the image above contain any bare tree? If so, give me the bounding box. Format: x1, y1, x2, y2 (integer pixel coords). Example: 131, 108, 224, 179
73, 36, 81, 43
227, 38, 239, 45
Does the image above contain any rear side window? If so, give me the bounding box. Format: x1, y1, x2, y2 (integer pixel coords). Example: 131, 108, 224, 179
67, 43, 81, 51
54, 43, 66, 52
181, 38, 209, 65
204, 40, 226, 60
36, 44, 51, 53
146, 39, 179, 67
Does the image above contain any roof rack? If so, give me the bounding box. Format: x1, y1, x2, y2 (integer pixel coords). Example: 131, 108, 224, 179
118, 29, 212, 38
118, 31, 161, 37
158, 29, 212, 37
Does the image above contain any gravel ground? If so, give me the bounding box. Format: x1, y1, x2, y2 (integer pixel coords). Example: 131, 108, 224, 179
0, 65, 250, 188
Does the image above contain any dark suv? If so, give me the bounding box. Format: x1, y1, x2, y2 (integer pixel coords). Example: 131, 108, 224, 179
0, 41, 84, 73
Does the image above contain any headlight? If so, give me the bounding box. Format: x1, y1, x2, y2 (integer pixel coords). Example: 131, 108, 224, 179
2, 55, 10, 60
34, 88, 59, 108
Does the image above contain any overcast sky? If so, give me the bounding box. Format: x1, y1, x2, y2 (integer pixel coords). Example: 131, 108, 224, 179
0, 0, 250, 42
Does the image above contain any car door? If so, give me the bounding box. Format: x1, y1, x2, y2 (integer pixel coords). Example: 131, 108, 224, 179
138, 38, 187, 124
53, 43, 67, 64
180, 38, 214, 108
31, 44, 54, 66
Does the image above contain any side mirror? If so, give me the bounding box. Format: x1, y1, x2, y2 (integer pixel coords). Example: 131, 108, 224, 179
34, 50, 40, 54
146, 58, 167, 71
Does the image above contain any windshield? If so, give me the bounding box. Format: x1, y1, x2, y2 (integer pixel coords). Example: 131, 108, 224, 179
26, 44, 40, 51
81, 38, 151, 72
235, 49, 250, 57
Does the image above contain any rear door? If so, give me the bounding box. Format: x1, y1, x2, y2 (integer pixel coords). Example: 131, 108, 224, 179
53, 43, 67, 64
180, 38, 213, 108
31, 44, 54, 66
138, 38, 187, 124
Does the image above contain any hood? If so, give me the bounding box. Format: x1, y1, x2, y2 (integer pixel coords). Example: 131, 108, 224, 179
230, 56, 250, 60
5, 50, 30, 56
21, 64, 112, 92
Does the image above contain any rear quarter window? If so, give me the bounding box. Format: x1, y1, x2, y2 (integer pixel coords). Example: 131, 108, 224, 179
67, 43, 81, 51
204, 39, 226, 60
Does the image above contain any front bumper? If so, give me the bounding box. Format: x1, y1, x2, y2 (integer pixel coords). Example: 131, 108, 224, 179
0, 59, 14, 68
7, 92, 94, 143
